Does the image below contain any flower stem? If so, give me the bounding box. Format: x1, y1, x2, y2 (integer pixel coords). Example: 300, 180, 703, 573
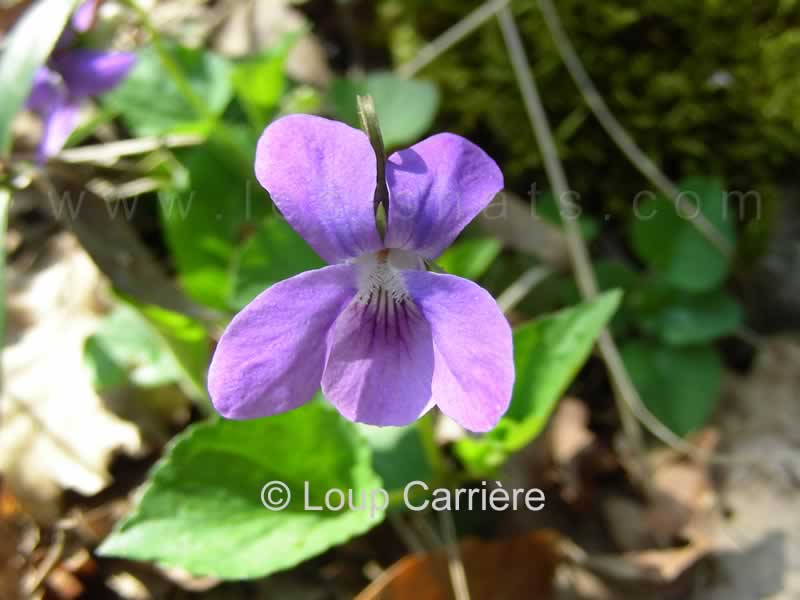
417, 410, 447, 483
356, 94, 389, 238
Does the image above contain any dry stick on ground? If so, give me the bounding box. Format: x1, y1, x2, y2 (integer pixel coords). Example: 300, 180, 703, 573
439, 510, 471, 600
495, 7, 648, 481
537, 0, 732, 258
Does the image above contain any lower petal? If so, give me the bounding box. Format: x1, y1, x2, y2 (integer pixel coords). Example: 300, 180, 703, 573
322, 292, 435, 426
38, 100, 81, 162
208, 264, 356, 419
404, 271, 514, 432
26, 67, 63, 112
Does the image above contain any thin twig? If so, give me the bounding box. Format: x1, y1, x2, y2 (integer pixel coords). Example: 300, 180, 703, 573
439, 510, 471, 600
496, 7, 646, 475
497, 265, 552, 314
55, 134, 203, 165
411, 513, 443, 549
398, 0, 512, 78
24, 528, 65, 596
537, 0, 732, 257
389, 514, 426, 553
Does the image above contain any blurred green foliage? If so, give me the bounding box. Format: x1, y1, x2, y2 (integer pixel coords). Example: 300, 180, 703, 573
103, 43, 233, 136
328, 71, 440, 148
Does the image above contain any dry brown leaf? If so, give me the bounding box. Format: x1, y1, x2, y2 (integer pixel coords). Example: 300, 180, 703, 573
0, 483, 24, 600
559, 535, 710, 600
550, 397, 595, 466
356, 529, 563, 600
0, 234, 143, 523
604, 430, 718, 551
547, 397, 600, 508
624, 538, 711, 584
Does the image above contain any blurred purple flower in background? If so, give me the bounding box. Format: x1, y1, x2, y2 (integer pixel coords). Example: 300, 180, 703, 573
208, 114, 514, 432
26, 0, 135, 162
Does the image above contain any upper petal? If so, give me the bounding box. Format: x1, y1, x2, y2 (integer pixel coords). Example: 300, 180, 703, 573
321, 291, 435, 427
385, 133, 504, 259
51, 50, 136, 98
208, 264, 356, 419
255, 114, 383, 264
71, 0, 99, 32
404, 271, 514, 432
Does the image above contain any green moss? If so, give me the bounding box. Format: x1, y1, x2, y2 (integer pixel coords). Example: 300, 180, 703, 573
376, 0, 796, 224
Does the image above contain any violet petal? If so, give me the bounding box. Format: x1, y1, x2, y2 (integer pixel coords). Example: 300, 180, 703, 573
255, 114, 384, 264
321, 294, 435, 426
26, 67, 64, 113
37, 98, 81, 162
52, 49, 136, 99
385, 133, 504, 260
71, 0, 99, 33
404, 270, 514, 432
208, 264, 356, 419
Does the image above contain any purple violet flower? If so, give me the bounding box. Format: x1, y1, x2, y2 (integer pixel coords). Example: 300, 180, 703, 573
208, 114, 514, 432
25, 0, 135, 162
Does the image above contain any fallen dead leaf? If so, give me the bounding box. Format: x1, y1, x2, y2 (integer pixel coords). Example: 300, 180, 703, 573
550, 397, 595, 466
356, 529, 563, 600
559, 534, 710, 599
547, 397, 606, 508
624, 538, 711, 584
1, 233, 143, 523
604, 430, 718, 551
0, 481, 25, 600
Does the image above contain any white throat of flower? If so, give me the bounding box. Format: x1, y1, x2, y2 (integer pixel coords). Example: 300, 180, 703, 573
352, 249, 423, 307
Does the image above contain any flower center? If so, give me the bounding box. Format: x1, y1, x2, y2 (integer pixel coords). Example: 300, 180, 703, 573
352, 249, 423, 306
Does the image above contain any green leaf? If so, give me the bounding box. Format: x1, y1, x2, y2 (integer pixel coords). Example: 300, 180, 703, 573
329, 72, 439, 148
231, 37, 295, 128
456, 290, 623, 475
0, 0, 78, 156
437, 237, 501, 281
103, 44, 232, 136
281, 84, 323, 114
630, 177, 736, 292
134, 303, 210, 400
635, 289, 744, 345
621, 341, 722, 436
229, 218, 324, 311
98, 401, 384, 579
84, 305, 183, 391
357, 424, 431, 502
159, 127, 265, 310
